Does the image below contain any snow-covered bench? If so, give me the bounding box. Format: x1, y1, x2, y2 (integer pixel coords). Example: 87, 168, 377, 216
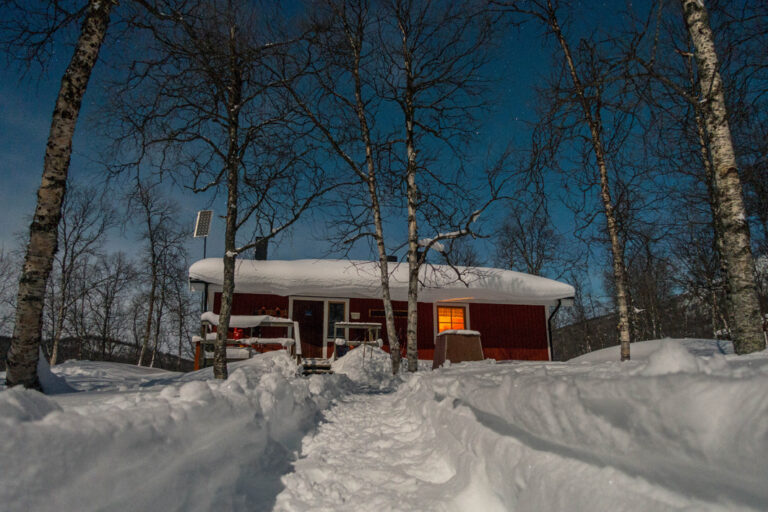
194, 313, 303, 369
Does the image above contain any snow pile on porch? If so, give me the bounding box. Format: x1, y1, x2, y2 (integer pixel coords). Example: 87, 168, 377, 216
331, 346, 399, 389
189, 258, 575, 305
200, 311, 294, 328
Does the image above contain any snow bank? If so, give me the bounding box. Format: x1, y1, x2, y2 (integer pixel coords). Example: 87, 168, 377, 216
571, 337, 735, 362
0, 352, 352, 512
403, 341, 768, 510
189, 258, 575, 305
4, 339, 767, 511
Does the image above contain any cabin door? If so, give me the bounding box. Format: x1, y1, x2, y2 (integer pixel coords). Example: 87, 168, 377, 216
292, 299, 325, 358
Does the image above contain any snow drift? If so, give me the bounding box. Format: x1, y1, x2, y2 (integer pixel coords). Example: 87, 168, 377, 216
0, 352, 351, 512
2, 339, 767, 511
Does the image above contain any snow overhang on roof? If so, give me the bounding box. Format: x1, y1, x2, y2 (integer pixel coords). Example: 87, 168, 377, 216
188, 258, 575, 306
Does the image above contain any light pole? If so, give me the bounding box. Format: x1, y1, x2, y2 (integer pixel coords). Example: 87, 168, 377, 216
194, 210, 213, 312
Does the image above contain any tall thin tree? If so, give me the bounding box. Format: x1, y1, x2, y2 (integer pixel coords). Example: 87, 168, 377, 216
3, 0, 115, 388
679, 0, 765, 353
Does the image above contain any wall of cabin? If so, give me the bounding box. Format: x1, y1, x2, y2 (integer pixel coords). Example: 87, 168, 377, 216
345, 299, 435, 360
468, 303, 549, 360
213, 292, 290, 339
214, 292, 550, 361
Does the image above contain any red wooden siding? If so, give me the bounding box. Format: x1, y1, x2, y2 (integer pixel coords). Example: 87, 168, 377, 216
213, 292, 289, 316
417, 303, 435, 361
469, 303, 549, 360
212, 292, 550, 362
213, 292, 290, 340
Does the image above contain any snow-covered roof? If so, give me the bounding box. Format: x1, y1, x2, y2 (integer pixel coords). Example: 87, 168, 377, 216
190, 258, 574, 306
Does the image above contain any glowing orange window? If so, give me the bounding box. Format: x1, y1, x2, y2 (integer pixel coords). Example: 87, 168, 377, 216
437, 306, 466, 332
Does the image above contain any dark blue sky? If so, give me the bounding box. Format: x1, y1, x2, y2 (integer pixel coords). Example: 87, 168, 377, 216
0, 3, 625, 279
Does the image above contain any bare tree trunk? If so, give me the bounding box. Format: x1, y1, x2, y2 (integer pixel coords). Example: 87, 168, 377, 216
350, 39, 402, 374
50, 298, 67, 365
548, 7, 632, 360
405, 169, 420, 372
100, 306, 109, 360
402, 27, 420, 373
5, 0, 113, 389
176, 285, 185, 370
137, 266, 157, 366
372, 199, 402, 375
687, 51, 732, 333
681, 0, 765, 354
150, 279, 166, 368
213, 21, 243, 380
215, 225, 236, 380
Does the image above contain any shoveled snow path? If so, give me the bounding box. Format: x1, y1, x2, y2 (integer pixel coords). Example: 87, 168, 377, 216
274, 387, 459, 512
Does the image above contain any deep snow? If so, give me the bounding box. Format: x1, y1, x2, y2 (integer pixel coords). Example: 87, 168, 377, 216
1, 339, 767, 511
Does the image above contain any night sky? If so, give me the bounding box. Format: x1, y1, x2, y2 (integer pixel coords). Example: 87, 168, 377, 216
0, 2, 624, 279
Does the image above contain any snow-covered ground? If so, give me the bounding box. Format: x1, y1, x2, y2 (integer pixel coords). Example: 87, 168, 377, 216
1, 339, 767, 511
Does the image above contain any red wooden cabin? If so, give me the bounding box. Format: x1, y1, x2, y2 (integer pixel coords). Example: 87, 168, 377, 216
189, 259, 574, 362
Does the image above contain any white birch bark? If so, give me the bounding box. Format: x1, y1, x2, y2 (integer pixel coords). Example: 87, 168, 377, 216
548, 5, 633, 360
400, 18, 421, 372
213, 22, 243, 380
137, 258, 158, 366
681, 0, 765, 353
349, 30, 402, 374
5, 0, 114, 389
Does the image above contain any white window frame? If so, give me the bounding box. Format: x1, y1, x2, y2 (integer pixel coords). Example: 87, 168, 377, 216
288, 296, 350, 359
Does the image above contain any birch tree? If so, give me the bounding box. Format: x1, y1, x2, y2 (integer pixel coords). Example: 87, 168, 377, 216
679, 0, 765, 353
87, 252, 136, 360
169, 268, 195, 369
497, 0, 634, 360
2, 0, 115, 388
126, 178, 184, 367
280, 0, 405, 373
380, 0, 504, 371
110, 0, 332, 379
496, 199, 563, 277
0, 249, 19, 337
46, 185, 113, 365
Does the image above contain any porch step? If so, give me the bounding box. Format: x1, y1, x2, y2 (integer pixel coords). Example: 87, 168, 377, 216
302, 358, 333, 375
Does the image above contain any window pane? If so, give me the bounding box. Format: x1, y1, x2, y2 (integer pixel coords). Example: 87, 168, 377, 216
437, 306, 465, 332
327, 302, 346, 339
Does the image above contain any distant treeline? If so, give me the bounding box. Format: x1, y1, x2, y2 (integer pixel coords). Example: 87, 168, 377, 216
0, 336, 193, 373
